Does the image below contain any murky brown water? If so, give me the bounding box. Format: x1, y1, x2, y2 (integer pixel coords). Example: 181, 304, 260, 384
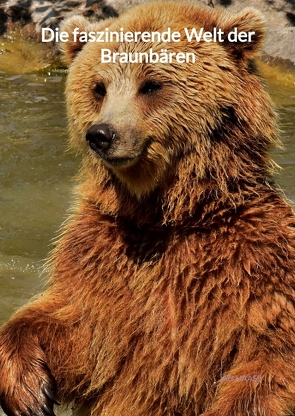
0, 66, 295, 329
0, 71, 78, 326
261, 63, 295, 203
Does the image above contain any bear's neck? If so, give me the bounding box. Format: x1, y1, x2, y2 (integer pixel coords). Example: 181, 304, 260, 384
77, 166, 276, 228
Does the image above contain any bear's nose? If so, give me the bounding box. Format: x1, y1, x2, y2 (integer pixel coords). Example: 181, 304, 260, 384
85, 123, 115, 153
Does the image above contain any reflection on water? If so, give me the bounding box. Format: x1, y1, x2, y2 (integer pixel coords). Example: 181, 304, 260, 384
0, 67, 294, 411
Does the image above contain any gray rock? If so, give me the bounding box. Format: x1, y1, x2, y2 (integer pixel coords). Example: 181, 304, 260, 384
263, 28, 295, 68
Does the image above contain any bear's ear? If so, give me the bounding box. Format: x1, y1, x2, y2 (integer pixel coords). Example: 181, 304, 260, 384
220, 8, 265, 61
60, 16, 93, 65
60, 16, 112, 65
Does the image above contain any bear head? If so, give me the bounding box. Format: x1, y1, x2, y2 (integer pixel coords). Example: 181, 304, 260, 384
61, 2, 279, 222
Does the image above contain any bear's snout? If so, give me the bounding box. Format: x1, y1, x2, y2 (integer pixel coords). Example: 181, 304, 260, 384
85, 121, 148, 169
86, 123, 115, 154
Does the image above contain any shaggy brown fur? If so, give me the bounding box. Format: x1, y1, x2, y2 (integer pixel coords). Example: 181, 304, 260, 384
1, 2, 295, 415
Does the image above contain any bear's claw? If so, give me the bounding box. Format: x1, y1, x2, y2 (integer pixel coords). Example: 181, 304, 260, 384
0, 373, 59, 416
41, 402, 56, 416
42, 383, 60, 406
34, 377, 59, 416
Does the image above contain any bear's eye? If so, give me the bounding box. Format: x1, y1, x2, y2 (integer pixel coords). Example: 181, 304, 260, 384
139, 80, 162, 95
93, 82, 107, 100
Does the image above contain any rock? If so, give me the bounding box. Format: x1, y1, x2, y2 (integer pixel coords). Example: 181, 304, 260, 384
263, 28, 295, 68
0, 7, 7, 35
4, 0, 118, 30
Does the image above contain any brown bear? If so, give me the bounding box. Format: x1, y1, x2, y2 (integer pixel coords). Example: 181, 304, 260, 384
1, 2, 295, 415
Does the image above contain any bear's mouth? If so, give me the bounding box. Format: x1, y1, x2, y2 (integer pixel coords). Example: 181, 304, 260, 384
86, 135, 139, 168
100, 155, 138, 168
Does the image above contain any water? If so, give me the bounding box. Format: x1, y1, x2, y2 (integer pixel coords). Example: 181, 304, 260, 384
261, 63, 295, 203
0, 64, 294, 415
0, 71, 78, 326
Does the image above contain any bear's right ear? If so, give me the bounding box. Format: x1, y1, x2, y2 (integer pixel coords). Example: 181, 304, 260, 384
60, 16, 111, 65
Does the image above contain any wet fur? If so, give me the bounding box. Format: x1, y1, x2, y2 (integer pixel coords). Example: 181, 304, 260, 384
1, 2, 295, 416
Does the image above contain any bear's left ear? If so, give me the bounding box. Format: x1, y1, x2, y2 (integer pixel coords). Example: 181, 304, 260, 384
60, 15, 112, 65
220, 8, 265, 61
